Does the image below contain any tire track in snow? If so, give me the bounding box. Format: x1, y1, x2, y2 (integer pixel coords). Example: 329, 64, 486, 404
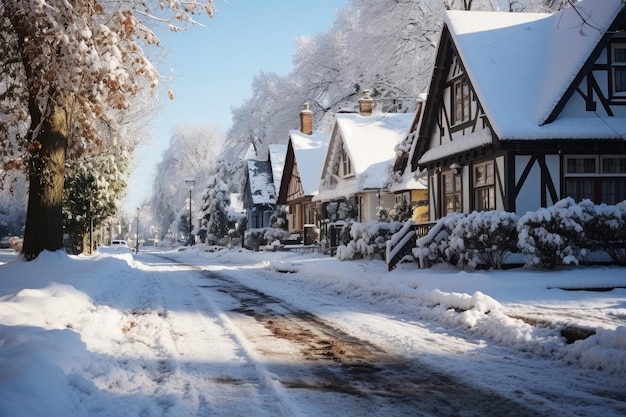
140, 255, 299, 417
154, 254, 550, 417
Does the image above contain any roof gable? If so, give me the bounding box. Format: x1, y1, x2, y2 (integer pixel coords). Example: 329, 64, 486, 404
268, 144, 287, 196
336, 113, 413, 175
289, 130, 329, 196
317, 112, 413, 200
444, 0, 625, 139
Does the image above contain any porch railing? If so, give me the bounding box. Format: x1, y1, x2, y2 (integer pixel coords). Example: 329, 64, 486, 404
386, 221, 436, 271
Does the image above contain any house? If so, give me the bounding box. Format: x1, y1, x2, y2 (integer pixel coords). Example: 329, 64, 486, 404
409, 0, 626, 222
314, 90, 414, 223
243, 158, 277, 229
242, 141, 287, 230
277, 104, 330, 237
385, 95, 429, 223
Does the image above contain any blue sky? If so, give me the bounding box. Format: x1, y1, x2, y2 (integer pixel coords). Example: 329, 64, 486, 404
124, 1, 348, 214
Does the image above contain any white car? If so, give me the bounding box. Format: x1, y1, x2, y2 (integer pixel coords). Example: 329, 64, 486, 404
110, 240, 129, 249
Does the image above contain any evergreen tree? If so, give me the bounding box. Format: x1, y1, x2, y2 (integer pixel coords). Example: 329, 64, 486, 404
202, 178, 231, 242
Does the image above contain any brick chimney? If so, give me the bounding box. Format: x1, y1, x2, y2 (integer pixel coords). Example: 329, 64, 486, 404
359, 89, 374, 116
300, 103, 313, 135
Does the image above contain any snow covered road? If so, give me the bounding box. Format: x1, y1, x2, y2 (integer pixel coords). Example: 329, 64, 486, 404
1, 248, 625, 417
135, 252, 625, 416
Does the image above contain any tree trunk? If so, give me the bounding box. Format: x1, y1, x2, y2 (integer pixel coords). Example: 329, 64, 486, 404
21, 108, 68, 260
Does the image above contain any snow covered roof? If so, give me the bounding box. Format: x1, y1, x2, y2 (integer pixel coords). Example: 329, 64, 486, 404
246, 160, 276, 205
445, 0, 626, 140
288, 130, 329, 196
315, 112, 413, 201
243, 143, 257, 160
268, 144, 287, 197
337, 112, 413, 184
387, 168, 428, 193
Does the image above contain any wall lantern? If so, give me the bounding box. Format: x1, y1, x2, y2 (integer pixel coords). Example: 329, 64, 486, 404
450, 162, 463, 176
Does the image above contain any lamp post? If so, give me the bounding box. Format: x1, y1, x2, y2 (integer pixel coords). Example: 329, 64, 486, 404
135, 206, 140, 253
185, 178, 195, 245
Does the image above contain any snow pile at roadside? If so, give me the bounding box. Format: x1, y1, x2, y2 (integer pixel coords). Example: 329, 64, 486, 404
259, 251, 626, 376
0, 251, 146, 416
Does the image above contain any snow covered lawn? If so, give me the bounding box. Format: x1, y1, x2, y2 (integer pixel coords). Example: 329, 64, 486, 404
0, 246, 625, 416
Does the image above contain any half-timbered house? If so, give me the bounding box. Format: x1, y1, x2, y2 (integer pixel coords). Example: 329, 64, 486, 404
243, 159, 277, 229
277, 104, 329, 236
411, 0, 626, 221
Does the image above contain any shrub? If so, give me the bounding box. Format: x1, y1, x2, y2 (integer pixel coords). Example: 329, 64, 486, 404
583, 200, 626, 265
336, 221, 403, 260
269, 208, 288, 230
413, 212, 466, 267
244, 228, 267, 251
446, 211, 519, 269
517, 198, 592, 269
264, 227, 290, 243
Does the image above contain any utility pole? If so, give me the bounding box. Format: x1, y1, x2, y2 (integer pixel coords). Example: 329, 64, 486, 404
135, 207, 140, 253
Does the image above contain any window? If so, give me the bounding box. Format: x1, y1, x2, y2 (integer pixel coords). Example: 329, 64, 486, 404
564, 156, 626, 204
603, 157, 626, 174
452, 78, 470, 125
340, 147, 352, 177
611, 43, 626, 98
566, 157, 596, 174
443, 171, 462, 215
474, 161, 495, 211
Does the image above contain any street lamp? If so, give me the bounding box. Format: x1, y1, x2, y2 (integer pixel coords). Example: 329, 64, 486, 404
185, 178, 195, 245
135, 206, 140, 253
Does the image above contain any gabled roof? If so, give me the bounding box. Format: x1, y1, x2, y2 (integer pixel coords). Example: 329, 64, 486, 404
246, 160, 276, 206
336, 113, 413, 177
288, 130, 329, 196
268, 144, 287, 197
316, 112, 413, 201
444, 0, 626, 140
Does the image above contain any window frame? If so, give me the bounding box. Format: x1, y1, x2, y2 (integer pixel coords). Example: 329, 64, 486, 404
564, 155, 626, 204
442, 170, 462, 216
610, 42, 626, 100
451, 77, 471, 126
340, 146, 353, 178
473, 160, 495, 211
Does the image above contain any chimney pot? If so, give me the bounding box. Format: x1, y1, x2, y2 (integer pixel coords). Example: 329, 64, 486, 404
359, 89, 374, 117
300, 103, 313, 135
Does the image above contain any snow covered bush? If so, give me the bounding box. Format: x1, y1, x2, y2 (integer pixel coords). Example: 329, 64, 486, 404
325, 200, 358, 222
582, 200, 626, 265
414, 213, 466, 268
269, 207, 288, 230
244, 228, 266, 251
244, 227, 290, 251
336, 221, 403, 260
517, 198, 592, 269
264, 227, 290, 243
449, 210, 519, 269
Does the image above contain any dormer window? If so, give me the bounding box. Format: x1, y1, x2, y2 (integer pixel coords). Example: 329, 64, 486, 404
610, 43, 626, 98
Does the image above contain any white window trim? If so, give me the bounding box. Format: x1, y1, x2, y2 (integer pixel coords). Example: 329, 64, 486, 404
611, 43, 626, 97
340, 147, 354, 178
